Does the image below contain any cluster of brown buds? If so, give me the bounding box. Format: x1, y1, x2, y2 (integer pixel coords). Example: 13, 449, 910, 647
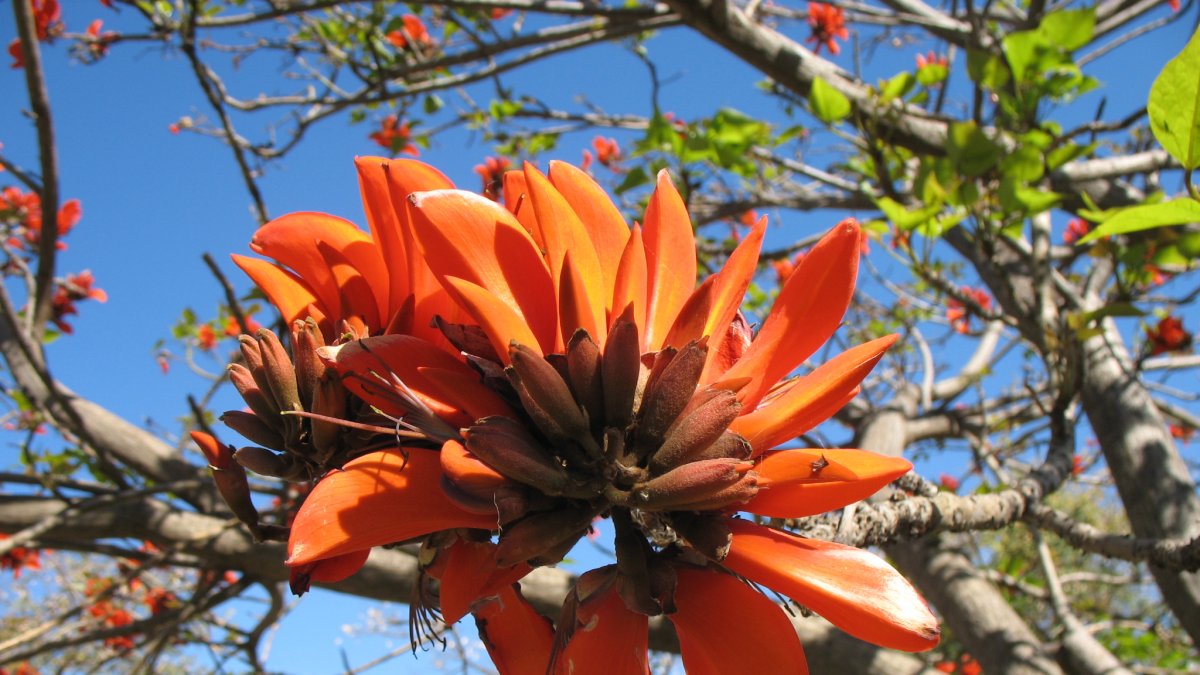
435, 317, 760, 616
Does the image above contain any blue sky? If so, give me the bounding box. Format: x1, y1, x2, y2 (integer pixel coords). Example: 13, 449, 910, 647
2, 1, 1197, 672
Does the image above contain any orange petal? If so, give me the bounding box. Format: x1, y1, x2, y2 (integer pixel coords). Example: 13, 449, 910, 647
410, 189, 557, 353
661, 275, 715, 349
525, 163, 607, 350
380, 159, 458, 341
320, 334, 485, 427
556, 572, 650, 675
474, 585, 556, 675
559, 251, 606, 347
286, 450, 496, 566
438, 539, 531, 625
418, 366, 517, 421
297, 548, 371, 585
723, 519, 941, 652
502, 169, 543, 248
318, 241, 382, 330
250, 212, 387, 324
548, 160, 631, 313
231, 254, 323, 329
743, 448, 912, 518
441, 438, 509, 495
669, 567, 808, 675
641, 170, 697, 351
611, 225, 647, 339
442, 276, 543, 363
718, 219, 862, 410
700, 216, 766, 384
730, 335, 897, 454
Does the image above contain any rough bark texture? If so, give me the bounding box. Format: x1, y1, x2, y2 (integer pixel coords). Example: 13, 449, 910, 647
1079, 320, 1200, 644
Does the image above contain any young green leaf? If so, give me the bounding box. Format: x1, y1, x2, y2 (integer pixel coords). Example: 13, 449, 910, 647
809, 77, 852, 124
1148, 27, 1200, 170
1078, 198, 1200, 243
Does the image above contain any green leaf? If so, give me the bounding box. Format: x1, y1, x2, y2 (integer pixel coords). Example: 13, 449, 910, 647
615, 166, 651, 195
1148, 27, 1200, 169
1002, 30, 1043, 83
1079, 198, 1200, 243
879, 72, 915, 104
1000, 145, 1044, 182
946, 122, 1001, 177
967, 49, 1010, 90
809, 77, 851, 124
1039, 9, 1095, 51
874, 196, 942, 230
423, 94, 443, 114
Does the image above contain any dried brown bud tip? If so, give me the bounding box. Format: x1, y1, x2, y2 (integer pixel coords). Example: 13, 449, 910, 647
494, 508, 593, 568
650, 388, 742, 473
292, 318, 326, 410
602, 319, 641, 429
507, 343, 591, 445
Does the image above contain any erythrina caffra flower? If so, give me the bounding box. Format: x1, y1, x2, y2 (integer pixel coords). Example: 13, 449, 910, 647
225, 158, 939, 673
806, 2, 849, 56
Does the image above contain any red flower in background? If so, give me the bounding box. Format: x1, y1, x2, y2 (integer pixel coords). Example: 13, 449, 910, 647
0, 534, 42, 578
51, 270, 108, 334
386, 14, 432, 50
1063, 218, 1090, 245
916, 51, 947, 70
84, 19, 117, 60
1147, 316, 1192, 355
7, 0, 63, 69
806, 2, 849, 55
0, 186, 81, 252
474, 156, 511, 201
369, 116, 419, 157
946, 286, 991, 334
1169, 424, 1195, 443
939, 473, 960, 492
591, 136, 621, 170
197, 324, 217, 351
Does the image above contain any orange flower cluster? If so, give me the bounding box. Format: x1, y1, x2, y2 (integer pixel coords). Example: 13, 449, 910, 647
219, 158, 940, 672
1063, 217, 1090, 245
806, 2, 849, 56
0, 186, 81, 253
474, 156, 512, 200
581, 136, 621, 172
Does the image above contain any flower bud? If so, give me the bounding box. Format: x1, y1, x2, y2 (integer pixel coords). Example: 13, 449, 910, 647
228, 363, 283, 433
602, 319, 641, 429
636, 340, 707, 455
190, 431, 260, 536
507, 344, 592, 449
466, 417, 588, 498
494, 508, 593, 568
234, 446, 309, 481
566, 330, 605, 430
220, 410, 285, 451
631, 458, 758, 511
256, 329, 302, 416
291, 318, 326, 410
649, 388, 741, 473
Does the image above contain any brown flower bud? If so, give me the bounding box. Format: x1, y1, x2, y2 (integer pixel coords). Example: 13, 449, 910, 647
636, 340, 707, 454
507, 343, 591, 447
256, 329, 302, 416
631, 458, 758, 511
566, 330, 605, 430
291, 318, 326, 410
220, 410, 285, 451
602, 319, 641, 429
190, 431, 259, 536
670, 512, 733, 561
234, 446, 308, 481
228, 363, 283, 433
308, 373, 346, 460
494, 508, 593, 568
650, 388, 742, 473
465, 417, 584, 498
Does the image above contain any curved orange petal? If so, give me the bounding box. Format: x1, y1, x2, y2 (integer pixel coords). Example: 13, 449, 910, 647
730, 335, 898, 454
380, 159, 458, 342
438, 539, 531, 625
418, 366, 517, 421
548, 160, 631, 313
442, 276, 543, 363
474, 585, 556, 675
250, 212, 387, 324
525, 163, 607, 350
231, 254, 323, 330
700, 216, 766, 384
559, 251, 606, 347
661, 275, 714, 349
611, 225, 647, 338
319, 334, 485, 427
293, 548, 371, 586
410, 189, 557, 353
319, 241, 382, 330
642, 170, 697, 351
743, 448, 912, 518
556, 572, 650, 675
723, 519, 941, 652
502, 169, 542, 248
669, 567, 808, 675
286, 450, 496, 566
718, 219, 862, 410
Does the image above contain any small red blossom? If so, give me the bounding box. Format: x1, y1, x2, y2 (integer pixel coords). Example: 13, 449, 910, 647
938, 473, 960, 492
0, 534, 42, 578
8, 0, 63, 68
1146, 316, 1192, 355
740, 210, 760, 228
946, 286, 991, 334
0, 187, 81, 252
891, 228, 912, 250
1071, 454, 1085, 475
50, 270, 107, 334
1170, 424, 1195, 443
1144, 263, 1169, 287
386, 14, 432, 50
1168, 0, 1181, 11
3, 410, 46, 435
915, 51, 947, 70
490, 6, 513, 19
859, 227, 871, 255
168, 123, 180, 134
142, 588, 178, 615
1063, 218, 1090, 245
806, 2, 849, 56
84, 19, 116, 60
197, 324, 217, 351
8, 39, 22, 69
369, 116, 419, 157
771, 249, 808, 286
223, 315, 262, 337
591, 136, 621, 170
0, 662, 40, 675
474, 156, 511, 201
